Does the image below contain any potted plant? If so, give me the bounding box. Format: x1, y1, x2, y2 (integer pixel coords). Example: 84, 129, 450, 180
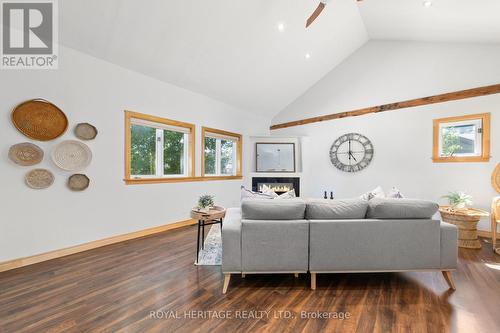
442, 191, 473, 210
198, 194, 215, 213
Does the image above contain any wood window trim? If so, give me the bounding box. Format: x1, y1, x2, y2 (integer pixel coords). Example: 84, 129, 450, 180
124, 110, 196, 183
201, 126, 243, 178
432, 113, 491, 163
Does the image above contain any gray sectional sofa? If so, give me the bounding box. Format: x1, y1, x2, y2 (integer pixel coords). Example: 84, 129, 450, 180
221, 197, 458, 293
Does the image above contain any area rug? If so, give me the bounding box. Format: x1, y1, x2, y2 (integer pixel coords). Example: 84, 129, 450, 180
195, 224, 222, 266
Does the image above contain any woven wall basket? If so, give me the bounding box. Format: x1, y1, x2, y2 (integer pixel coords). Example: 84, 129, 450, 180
25, 169, 54, 189
493, 163, 500, 194
51, 140, 92, 171
11, 99, 68, 141
8, 142, 44, 166
74, 123, 98, 140
68, 174, 90, 191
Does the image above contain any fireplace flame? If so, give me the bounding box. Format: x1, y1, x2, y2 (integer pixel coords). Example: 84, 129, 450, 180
259, 183, 293, 193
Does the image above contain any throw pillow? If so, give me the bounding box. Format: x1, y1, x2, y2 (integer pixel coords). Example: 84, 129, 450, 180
360, 186, 386, 201
275, 189, 297, 200
240, 186, 274, 200
386, 187, 404, 199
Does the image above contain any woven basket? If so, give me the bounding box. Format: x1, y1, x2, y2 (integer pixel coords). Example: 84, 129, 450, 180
439, 207, 488, 249
25, 169, 54, 189
68, 174, 90, 191
51, 140, 92, 171
74, 123, 98, 140
11, 99, 68, 141
8, 142, 44, 166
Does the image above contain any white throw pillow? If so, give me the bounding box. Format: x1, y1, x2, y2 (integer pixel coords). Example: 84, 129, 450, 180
360, 186, 386, 201
240, 186, 274, 200
275, 189, 297, 200
387, 187, 404, 199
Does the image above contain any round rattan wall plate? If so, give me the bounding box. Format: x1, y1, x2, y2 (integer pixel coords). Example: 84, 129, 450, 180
25, 169, 54, 189
8, 142, 44, 166
51, 140, 92, 171
68, 174, 90, 191
74, 123, 98, 140
11, 99, 68, 141
492, 163, 500, 194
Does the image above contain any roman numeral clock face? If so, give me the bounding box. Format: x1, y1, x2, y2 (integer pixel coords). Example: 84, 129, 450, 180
329, 133, 374, 173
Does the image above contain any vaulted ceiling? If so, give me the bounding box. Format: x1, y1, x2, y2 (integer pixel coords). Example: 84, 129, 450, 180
60, 0, 500, 118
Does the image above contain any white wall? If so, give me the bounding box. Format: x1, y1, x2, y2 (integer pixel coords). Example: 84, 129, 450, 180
272, 41, 500, 231
0, 46, 270, 262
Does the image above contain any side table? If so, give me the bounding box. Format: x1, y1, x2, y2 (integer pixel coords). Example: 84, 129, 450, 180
439, 206, 489, 249
191, 206, 226, 264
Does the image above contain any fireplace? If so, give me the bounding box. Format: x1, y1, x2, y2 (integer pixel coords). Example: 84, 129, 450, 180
252, 177, 300, 197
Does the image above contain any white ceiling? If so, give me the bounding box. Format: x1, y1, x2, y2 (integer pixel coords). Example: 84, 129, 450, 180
60, 0, 367, 117
59, 0, 500, 118
360, 0, 500, 43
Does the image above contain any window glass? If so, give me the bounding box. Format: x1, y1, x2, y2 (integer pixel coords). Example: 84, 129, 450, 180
131, 124, 156, 176
439, 119, 481, 158
163, 130, 185, 175
221, 139, 235, 175
441, 124, 477, 156
201, 128, 241, 177
204, 137, 217, 175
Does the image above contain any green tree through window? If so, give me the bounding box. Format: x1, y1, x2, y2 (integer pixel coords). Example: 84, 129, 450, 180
131, 124, 156, 175
204, 137, 216, 174
221, 140, 234, 174
164, 130, 185, 175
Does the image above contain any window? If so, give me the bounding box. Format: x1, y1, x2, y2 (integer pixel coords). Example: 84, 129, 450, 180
202, 127, 242, 177
125, 111, 195, 183
433, 113, 490, 163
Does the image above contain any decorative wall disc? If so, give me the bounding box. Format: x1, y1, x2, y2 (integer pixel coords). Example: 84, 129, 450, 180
8, 142, 44, 166
11, 99, 68, 141
68, 174, 90, 191
25, 169, 54, 189
51, 140, 92, 171
74, 123, 98, 140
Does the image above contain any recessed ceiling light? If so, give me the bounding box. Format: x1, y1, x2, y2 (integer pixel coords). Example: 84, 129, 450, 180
277, 23, 286, 32
423, 1, 433, 7
305, 53, 311, 59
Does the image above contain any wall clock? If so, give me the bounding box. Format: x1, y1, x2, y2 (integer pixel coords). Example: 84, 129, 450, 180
329, 133, 374, 173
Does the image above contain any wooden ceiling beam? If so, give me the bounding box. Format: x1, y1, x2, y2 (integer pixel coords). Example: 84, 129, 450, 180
270, 83, 500, 130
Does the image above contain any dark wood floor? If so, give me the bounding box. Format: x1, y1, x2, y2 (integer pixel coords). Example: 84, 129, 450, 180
1, 226, 499, 333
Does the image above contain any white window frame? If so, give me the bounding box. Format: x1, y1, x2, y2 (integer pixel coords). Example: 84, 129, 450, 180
130, 120, 190, 179
438, 118, 482, 158
205, 136, 238, 176
202, 127, 242, 177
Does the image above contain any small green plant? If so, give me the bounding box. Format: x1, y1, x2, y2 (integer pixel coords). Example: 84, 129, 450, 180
442, 191, 473, 209
198, 194, 215, 209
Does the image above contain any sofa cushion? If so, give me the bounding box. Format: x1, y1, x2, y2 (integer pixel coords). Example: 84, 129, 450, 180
366, 198, 439, 219
241, 198, 306, 220
306, 199, 368, 219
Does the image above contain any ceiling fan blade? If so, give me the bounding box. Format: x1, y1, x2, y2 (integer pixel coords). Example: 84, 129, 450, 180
306, 2, 326, 28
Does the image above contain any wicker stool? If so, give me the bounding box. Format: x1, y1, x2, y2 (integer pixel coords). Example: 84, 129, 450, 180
439, 206, 489, 249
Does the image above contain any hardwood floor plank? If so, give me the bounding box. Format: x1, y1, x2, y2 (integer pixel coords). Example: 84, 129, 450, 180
1, 226, 499, 333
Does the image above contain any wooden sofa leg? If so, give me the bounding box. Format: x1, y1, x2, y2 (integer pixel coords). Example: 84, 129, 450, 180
311, 273, 316, 290
223, 274, 231, 294
442, 271, 456, 290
